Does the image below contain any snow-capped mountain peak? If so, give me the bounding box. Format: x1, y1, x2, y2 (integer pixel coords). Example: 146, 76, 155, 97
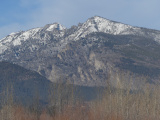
45, 23, 66, 31
0, 23, 66, 54
9, 32, 19, 36
68, 16, 140, 40
1, 16, 160, 86
88, 16, 133, 34
0, 27, 42, 54
1, 16, 160, 56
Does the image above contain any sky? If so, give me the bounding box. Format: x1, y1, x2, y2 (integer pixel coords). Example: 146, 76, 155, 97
0, 0, 160, 39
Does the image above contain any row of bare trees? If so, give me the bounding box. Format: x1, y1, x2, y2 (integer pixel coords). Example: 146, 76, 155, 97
1, 69, 160, 120
89, 69, 160, 120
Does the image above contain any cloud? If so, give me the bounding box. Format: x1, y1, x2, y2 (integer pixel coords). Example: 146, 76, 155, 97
27, 0, 160, 28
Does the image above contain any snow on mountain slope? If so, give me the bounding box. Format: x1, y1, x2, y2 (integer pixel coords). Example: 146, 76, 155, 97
67, 16, 160, 43
0, 28, 41, 54
46, 23, 66, 31
1, 16, 160, 55
0, 23, 66, 54
12, 28, 41, 46
1, 16, 160, 86
68, 16, 141, 40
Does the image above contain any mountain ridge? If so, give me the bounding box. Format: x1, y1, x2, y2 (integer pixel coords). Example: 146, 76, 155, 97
1, 16, 160, 54
1, 16, 160, 86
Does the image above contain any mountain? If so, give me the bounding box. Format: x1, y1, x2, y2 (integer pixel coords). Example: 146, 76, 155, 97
0, 61, 106, 106
1, 16, 160, 86
0, 61, 51, 106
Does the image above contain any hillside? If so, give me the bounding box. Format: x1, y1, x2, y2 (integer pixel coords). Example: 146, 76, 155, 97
0, 16, 160, 86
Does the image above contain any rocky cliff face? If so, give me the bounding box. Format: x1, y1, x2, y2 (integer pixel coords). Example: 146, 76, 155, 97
1, 16, 160, 86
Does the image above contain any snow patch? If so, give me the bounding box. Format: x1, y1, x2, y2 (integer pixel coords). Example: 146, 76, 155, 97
9, 32, 18, 36
46, 23, 66, 31
12, 28, 41, 46
0, 44, 7, 54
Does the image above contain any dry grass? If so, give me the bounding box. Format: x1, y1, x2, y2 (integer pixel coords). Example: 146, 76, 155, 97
1, 90, 160, 120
